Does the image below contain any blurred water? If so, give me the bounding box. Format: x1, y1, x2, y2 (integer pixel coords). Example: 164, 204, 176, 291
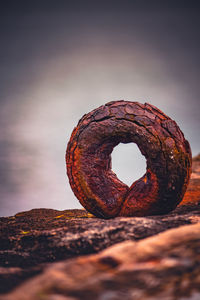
0, 4, 199, 216
112, 143, 146, 187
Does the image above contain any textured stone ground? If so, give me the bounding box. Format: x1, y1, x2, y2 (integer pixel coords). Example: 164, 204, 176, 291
2, 223, 200, 300
0, 155, 199, 299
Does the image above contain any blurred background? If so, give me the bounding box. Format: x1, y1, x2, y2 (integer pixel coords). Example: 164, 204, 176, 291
0, 1, 199, 216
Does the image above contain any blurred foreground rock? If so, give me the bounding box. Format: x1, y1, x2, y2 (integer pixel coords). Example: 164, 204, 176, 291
0, 155, 200, 299
2, 223, 200, 300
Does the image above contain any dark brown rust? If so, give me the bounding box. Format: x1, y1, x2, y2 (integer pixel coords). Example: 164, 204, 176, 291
66, 101, 192, 218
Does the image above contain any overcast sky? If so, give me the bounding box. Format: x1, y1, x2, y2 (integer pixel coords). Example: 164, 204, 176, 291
0, 1, 199, 216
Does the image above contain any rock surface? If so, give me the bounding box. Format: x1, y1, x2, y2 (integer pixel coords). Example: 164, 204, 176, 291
2, 223, 200, 300
0, 155, 200, 298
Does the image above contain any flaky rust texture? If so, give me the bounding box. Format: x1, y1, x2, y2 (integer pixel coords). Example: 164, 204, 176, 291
66, 101, 192, 218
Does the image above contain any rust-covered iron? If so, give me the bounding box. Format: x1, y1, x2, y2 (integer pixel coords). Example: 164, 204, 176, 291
66, 101, 192, 218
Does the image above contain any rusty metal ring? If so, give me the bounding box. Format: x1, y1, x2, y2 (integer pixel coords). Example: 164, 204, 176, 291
66, 101, 192, 218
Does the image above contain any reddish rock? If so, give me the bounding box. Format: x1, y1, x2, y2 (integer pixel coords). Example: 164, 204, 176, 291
0, 156, 199, 298
2, 223, 200, 300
